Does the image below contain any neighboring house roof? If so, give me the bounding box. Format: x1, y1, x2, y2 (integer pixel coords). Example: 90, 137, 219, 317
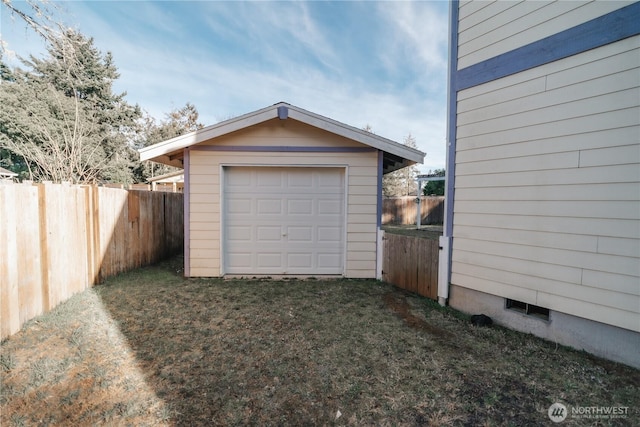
139, 102, 425, 174
147, 170, 184, 184
0, 167, 18, 178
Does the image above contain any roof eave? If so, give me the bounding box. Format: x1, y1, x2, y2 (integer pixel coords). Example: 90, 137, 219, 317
286, 106, 424, 164
139, 102, 426, 167
147, 169, 185, 182
139, 105, 278, 162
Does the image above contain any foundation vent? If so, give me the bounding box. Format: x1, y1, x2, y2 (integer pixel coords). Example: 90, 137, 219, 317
506, 299, 550, 321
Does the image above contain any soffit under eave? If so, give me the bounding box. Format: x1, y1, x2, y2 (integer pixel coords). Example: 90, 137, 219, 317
146, 147, 417, 173
383, 152, 418, 174
144, 151, 184, 168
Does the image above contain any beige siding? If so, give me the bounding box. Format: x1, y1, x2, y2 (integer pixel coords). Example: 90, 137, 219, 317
458, 0, 630, 69
199, 118, 365, 148
188, 120, 378, 278
451, 36, 640, 332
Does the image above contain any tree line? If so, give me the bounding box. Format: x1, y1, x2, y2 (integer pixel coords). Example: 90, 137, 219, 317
0, 0, 202, 184
1, 1, 444, 191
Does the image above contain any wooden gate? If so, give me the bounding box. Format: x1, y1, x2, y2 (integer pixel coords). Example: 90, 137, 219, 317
382, 233, 439, 300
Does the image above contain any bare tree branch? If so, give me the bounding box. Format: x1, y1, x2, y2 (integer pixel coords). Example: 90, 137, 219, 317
1, 0, 59, 44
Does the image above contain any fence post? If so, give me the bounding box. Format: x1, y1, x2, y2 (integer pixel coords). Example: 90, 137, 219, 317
37, 183, 50, 312
84, 185, 96, 286
92, 185, 101, 284
377, 229, 384, 280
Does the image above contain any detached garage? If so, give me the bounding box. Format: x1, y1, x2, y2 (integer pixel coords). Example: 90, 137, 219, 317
140, 102, 424, 278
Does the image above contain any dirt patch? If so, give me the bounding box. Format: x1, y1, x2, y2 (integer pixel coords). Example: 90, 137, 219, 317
382, 292, 478, 356
383, 292, 451, 340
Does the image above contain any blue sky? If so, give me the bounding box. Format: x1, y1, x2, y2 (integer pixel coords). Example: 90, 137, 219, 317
1, 1, 450, 172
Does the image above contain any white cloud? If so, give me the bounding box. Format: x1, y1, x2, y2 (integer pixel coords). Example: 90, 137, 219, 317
379, 1, 449, 72
114, 4, 447, 171
201, 2, 343, 75
1, 0, 449, 171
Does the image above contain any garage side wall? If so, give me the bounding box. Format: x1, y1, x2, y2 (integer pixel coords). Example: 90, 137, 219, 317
186, 119, 378, 278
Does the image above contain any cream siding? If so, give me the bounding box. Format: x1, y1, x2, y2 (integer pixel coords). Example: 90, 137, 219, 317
457, 0, 631, 69
456, 35, 639, 102
451, 20, 640, 336
187, 120, 378, 278
199, 118, 365, 148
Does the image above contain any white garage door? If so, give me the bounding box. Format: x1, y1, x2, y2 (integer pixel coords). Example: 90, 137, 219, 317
223, 167, 345, 275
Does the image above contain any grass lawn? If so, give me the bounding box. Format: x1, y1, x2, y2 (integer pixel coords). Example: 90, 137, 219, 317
1, 257, 638, 426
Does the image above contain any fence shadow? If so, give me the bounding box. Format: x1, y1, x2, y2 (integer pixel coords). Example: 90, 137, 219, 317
0, 182, 183, 340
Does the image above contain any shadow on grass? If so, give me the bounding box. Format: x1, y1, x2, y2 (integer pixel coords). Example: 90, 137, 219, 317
2, 257, 639, 426
94, 257, 640, 426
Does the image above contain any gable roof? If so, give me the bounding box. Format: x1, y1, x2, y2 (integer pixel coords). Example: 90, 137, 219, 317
139, 102, 425, 174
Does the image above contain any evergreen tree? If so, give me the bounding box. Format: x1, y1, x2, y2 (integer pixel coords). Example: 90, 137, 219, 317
133, 103, 204, 182
140, 103, 203, 147
0, 29, 141, 183
422, 168, 445, 196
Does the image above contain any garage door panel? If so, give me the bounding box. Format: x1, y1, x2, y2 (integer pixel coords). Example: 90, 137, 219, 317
318, 253, 341, 268
287, 172, 313, 188
228, 253, 252, 268
226, 172, 253, 187
224, 167, 345, 275
257, 253, 283, 268
257, 199, 283, 214
318, 226, 342, 242
256, 171, 283, 188
257, 226, 282, 242
288, 226, 313, 242
227, 226, 252, 241
288, 199, 313, 215
318, 199, 342, 215
288, 253, 313, 269
228, 198, 253, 214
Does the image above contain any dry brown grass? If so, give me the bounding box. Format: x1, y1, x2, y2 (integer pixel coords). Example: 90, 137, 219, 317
1, 257, 638, 426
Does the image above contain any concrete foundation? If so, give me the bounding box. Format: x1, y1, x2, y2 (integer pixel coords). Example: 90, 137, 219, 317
448, 285, 640, 369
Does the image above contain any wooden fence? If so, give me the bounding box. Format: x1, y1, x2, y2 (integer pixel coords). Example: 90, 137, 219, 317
382, 196, 444, 225
382, 232, 439, 301
0, 182, 183, 340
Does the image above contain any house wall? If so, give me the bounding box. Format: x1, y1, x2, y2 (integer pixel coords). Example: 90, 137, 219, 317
448, 0, 640, 366
458, 0, 627, 69
187, 118, 378, 278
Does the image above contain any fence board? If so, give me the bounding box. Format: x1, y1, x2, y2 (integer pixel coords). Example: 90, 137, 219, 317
382, 232, 439, 301
18, 184, 43, 326
37, 184, 51, 312
0, 183, 184, 340
382, 196, 444, 225
84, 186, 97, 286
0, 183, 20, 338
